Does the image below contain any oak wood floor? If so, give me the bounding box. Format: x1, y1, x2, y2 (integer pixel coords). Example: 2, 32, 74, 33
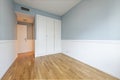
2, 53, 119, 80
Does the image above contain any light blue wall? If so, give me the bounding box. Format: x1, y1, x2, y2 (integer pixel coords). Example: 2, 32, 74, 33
0, 0, 17, 40
14, 3, 61, 20
62, 0, 120, 40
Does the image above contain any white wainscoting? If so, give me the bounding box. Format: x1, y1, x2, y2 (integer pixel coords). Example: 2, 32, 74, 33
0, 40, 17, 79
62, 40, 120, 79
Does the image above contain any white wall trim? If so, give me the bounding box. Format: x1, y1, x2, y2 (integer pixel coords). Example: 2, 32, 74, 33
62, 40, 120, 79
0, 40, 17, 79
0, 40, 15, 43
0, 55, 17, 79
62, 40, 120, 44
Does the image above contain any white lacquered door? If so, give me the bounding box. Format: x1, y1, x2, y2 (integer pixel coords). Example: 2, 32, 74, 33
46, 17, 54, 54
17, 24, 27, 53
35, 15, 47, 56
54, 19, 61, 53
35, 15, 61, 57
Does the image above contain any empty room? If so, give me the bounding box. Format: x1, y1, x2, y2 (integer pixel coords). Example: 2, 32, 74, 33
0, 0, 120, 80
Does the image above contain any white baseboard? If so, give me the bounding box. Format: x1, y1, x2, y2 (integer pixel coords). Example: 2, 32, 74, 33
0, 40, 17, 79
62, 40, 120, 79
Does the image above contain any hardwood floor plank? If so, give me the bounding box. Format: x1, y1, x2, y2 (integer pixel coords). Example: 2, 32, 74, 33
2, 53, 119, 80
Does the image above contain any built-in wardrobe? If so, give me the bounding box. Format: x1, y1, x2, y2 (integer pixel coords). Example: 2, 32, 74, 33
35, 15, 61, 57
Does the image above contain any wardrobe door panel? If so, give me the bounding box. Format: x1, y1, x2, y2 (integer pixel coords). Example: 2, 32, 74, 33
54, 19, 61, 53
35, 15, 46, 56
46, 17, 54, 54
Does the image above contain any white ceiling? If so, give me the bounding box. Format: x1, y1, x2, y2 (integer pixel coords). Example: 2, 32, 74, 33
14, 0, 82, 16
